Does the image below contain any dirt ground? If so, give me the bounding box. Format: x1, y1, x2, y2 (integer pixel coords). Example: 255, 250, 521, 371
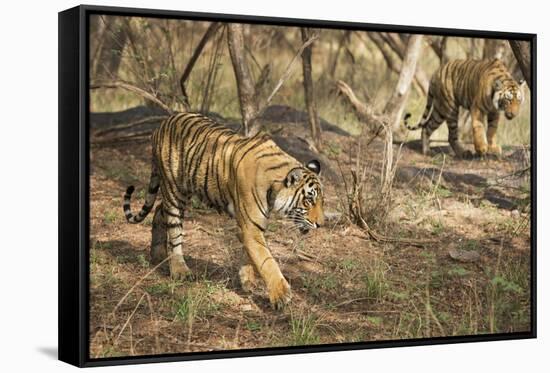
89, 121, 531, 358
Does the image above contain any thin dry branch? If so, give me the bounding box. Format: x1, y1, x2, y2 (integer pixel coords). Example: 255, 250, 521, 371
90, 80, 173, 113
301, 28, 322, 150
263, 35, 318, 109
111, 254, 173, 317
364, 32, 427, 95
179, 22, 223, 110
93, 115, 169, 138
115, 292, 147, 344
244, 34, 319, 134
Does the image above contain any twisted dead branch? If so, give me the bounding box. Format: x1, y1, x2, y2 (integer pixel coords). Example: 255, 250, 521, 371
336, 80, 435, 246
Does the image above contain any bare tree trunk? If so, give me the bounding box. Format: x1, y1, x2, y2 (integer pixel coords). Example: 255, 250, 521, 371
179, 22, 222, 111
509, 40, 531, 87
328, 31, 350, 78
367, 32, 401, 73
381, 33, 407, 57
383, 34, 424, 134
367, 32, 428, 95
440, 36, 451, 64
427, 36, 443, 60
468, 38, 484, 59
227, 24, 259, 136
380, 33, 429, 95
428, 36, 451, 64
93, 16, 127, 79
483, 39, 506, 60
90, 15, 107, 75
301, 28, 322, 150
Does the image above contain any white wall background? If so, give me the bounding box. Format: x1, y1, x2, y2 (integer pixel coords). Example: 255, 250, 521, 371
0, 0, 546, 371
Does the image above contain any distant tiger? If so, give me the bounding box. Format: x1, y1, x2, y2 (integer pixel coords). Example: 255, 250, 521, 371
122, 113, 324, 308
404, 59, 526, 157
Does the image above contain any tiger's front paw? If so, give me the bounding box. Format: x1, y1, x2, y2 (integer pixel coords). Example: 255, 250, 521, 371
475, 143, 488, 156
268, 277, 292, 310
488, 144, 502, 155
169, 258, 193, 280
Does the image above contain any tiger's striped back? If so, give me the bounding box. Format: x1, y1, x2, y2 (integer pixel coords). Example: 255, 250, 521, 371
150, 113, 302, 218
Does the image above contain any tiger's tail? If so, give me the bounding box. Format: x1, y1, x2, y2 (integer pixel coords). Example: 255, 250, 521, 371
123, 162, 160, 224
403, 94, 434, 131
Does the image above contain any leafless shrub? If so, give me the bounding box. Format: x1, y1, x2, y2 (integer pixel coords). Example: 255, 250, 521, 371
340, 122, 401, 232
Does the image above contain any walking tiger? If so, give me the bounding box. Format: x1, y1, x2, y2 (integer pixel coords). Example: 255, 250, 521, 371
404, 59, 526, 157
123, 112, 324, 308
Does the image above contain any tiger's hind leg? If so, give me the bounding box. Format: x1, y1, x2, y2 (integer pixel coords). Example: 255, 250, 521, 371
421, 115, 443, 155
448, 124, 468, 157
163, 201, 192, 280
448, 115, 473, 158
150, 204, 167, 265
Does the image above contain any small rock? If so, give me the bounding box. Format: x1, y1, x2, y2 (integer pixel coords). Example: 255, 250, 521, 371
324, 211, 343, 222
511, 210, 520, 218
449, 248, 481, 263
240, 304, 253, 312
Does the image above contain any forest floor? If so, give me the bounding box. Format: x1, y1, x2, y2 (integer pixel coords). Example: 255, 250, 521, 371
89, 111, 532, 358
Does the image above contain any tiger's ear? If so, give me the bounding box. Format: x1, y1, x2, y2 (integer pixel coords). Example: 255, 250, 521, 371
306, 160, 321, 175
285, 168, 304, 187
493, 79, 503, 91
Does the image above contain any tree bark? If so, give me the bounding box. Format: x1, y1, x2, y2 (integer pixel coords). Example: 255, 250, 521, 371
509, 40, 531, 87
301, 28, 322, 150
227, 24, 260, 136
383, 34, 424, 134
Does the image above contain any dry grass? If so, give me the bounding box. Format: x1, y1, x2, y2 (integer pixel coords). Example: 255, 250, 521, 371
89, 126, 531, 357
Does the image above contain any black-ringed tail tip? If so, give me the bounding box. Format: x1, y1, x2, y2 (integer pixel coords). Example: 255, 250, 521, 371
123, 185, 136, 222
403, 112, 413, 128
125, 185, 135, 196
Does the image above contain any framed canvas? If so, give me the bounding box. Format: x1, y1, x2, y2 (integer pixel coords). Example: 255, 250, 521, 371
58, 4, 536, 367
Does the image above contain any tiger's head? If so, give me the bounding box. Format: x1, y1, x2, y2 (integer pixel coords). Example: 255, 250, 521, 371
271, 160, 324, 234
492, 78, 526, 120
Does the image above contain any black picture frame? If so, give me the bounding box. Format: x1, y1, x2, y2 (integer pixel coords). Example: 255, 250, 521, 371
59, 4, 537, 368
